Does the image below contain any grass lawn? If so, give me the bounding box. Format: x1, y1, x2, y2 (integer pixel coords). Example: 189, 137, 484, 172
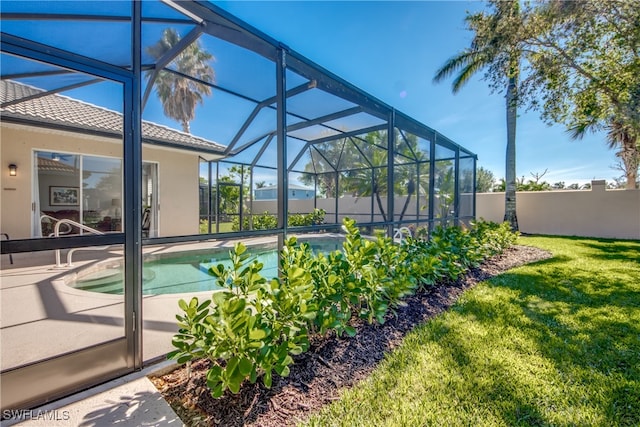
199, 221, 234, 233
303, 236, 640, 427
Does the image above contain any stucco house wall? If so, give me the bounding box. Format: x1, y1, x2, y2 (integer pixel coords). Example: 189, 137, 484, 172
1, 123, 199, 239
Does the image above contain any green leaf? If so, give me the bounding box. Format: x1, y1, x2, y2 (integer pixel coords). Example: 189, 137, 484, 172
229, 298, 246, 314
211, 383, 224, 398
235, 242, 247, 255
232, 364, 247, 383
290, 267, 305, 279
281, 355, 294, 366
279, 365, 290, 377
345, 326, 357, 337
227, 356, 239, 374
228, 378, 241, 394
249, 328, 267, 340
166, 350, 181, 360
209, 264, 224, 277
176, 354, 192, 364
289, 346, 304, 355
207, 364, 223, 381
197, 299, 212, 311
238, 357, 253, 376
302, 311, 317, 320
263, 369, 272, 388
178, 299, 188, 311
212, 291, 227, 306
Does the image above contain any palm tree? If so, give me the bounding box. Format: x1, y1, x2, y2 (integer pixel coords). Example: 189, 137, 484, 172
569, 119, 639, 190
395, 133, 429, 221
433, 0, 522, 230
300, 139, 347, 197
341, 131, 389, 222
147, 28, 215, 134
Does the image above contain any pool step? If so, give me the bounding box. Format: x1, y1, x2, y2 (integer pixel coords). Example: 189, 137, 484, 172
73, 267, 157, 294
74, 268, 124, 294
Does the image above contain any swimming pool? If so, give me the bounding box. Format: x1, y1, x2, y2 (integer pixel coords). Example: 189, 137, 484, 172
68, 237, 344, 295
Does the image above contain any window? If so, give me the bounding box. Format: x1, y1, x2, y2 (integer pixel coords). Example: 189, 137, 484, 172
35, 151, 122, 236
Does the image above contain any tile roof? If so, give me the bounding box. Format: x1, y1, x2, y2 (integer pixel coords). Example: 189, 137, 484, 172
37, 157, 77, 174
0, 80, 226, 153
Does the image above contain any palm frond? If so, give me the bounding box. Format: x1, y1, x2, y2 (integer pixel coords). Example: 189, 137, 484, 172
434, 48, 492, 93
567, 122, 593, 140
451, 58, 487, 94
433, 50, 475, 83
606, 120, 634, 150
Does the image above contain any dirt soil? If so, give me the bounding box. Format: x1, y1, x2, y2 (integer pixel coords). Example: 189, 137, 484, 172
150, 244, 552, 427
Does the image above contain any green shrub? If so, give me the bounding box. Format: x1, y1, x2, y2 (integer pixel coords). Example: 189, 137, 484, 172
169, 218, 518, 398
468, 219, 519, 256
341, 219, 416, 324
289, 208, 326, 227
199, 219, 210, 234
169, 241, 317, 396
232, 211, 277, 231
231, 208, 325, 231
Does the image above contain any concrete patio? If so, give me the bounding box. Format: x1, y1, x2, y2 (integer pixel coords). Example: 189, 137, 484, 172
0, 236, 280, 371
1, 360, 183, 427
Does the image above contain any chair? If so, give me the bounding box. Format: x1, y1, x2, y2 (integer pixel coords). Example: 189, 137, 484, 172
392, 227, 412, 244
142, 207, 151, 237
1, 233, 13, 265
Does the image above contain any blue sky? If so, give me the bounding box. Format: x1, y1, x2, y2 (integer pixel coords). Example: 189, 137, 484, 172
5, 0, 619, 186
214, 0, 621, 186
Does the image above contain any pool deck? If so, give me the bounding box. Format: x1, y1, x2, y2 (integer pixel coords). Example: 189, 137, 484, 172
1, 233, 343, 370
0, 233, 345, 425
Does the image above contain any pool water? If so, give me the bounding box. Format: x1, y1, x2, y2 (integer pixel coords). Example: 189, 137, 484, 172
70, 238, 343, 295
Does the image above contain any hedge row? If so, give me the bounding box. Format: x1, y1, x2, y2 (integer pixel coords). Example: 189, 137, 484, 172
232, 208, 326, 231
168, 219, 518, 397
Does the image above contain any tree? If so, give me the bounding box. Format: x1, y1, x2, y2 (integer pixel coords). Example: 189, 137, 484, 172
340, 131, 389, 222
434, 0, 523, 230
147, 28, 215, 134
523, 1, 640, 189
495, 170, 552, 192
611, 158, 640, 189
215, 165, 250, 222
476, 166, 496, 192
435, 163, 455, 221
518, 176, 551, 192
552, 181, 566, 190
300, 130, 431, 223
568, 120, 639, 190
394, 132, 429, 221
300, 137, 360, 197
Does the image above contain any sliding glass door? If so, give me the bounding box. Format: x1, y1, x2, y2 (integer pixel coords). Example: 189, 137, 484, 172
34, 152, 123, 236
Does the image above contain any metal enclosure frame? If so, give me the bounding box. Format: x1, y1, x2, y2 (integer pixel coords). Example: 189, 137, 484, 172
0, 0, 476, 410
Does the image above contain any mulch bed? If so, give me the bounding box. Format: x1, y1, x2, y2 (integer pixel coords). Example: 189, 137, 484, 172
150, 244, 552, 427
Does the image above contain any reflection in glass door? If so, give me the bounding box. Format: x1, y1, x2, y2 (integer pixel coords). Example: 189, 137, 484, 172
142, 162, 158, 237
34, 152, 123, 237
83, 156, 123, 232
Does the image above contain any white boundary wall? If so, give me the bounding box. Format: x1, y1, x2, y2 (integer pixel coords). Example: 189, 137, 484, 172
476, 181, 640, 240
250, 194, 474, 224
